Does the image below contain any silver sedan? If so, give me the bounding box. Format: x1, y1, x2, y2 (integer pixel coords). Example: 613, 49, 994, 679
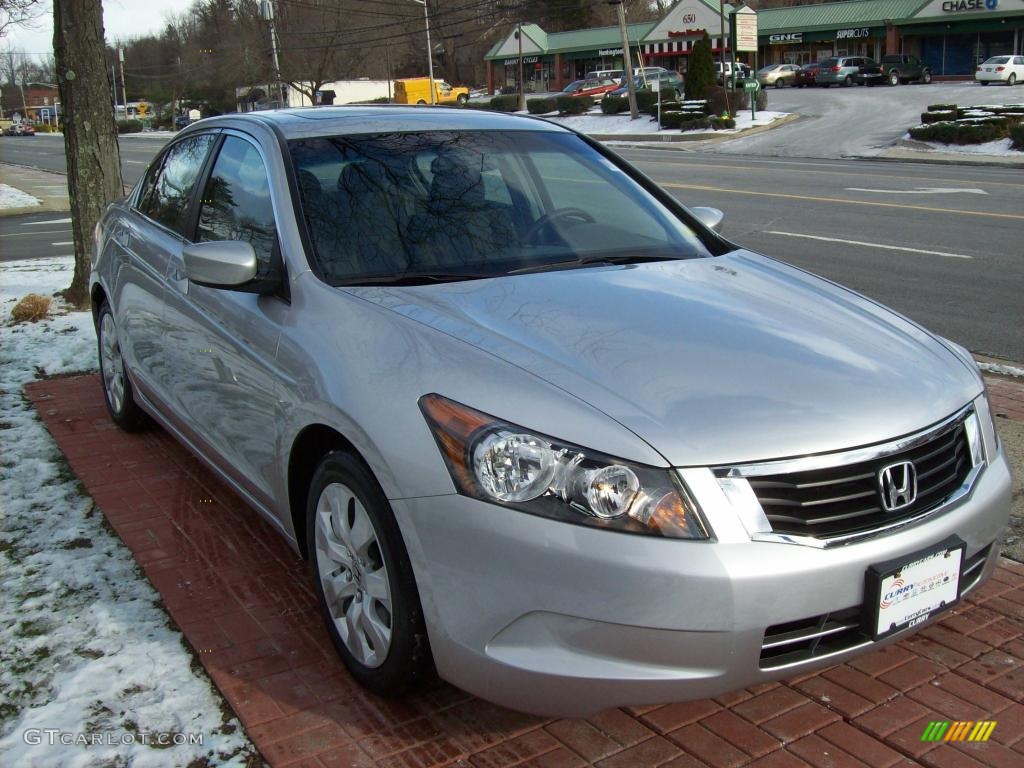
90, 107, 1010, 717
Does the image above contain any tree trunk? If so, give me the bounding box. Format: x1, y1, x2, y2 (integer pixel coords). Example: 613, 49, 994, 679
53, 0, 123, 309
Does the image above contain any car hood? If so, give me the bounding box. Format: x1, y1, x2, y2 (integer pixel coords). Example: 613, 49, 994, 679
353, 251, 981, 466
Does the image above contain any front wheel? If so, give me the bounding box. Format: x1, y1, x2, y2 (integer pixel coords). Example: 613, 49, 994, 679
97, 301, 147, 431
307, 451, 431, 696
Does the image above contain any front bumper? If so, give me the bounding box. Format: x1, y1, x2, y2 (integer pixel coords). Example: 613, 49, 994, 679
393, 447, 1011, 717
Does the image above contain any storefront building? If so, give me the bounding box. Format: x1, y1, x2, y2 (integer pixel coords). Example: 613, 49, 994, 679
484, 0, 1023, 92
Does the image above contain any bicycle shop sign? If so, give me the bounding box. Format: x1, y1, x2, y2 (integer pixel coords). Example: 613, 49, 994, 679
504, 56, 538, 66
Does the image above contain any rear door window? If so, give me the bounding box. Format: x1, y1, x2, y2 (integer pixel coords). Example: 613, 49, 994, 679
143, 134, 216, 235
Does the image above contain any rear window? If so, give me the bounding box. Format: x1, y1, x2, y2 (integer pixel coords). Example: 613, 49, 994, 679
985, 57, 1010, 65
820, 59, 838, 68
881, 55, 902, 64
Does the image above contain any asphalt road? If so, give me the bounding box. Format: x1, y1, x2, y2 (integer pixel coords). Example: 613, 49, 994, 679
1, 129, 1021, 360
0, 211, 73, 262
0, 132, 168, 186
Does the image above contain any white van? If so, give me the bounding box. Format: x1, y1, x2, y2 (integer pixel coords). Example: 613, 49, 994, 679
586, 69, 624, 80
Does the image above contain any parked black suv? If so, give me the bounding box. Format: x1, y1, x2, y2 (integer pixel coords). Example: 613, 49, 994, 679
861, 55, 933, 86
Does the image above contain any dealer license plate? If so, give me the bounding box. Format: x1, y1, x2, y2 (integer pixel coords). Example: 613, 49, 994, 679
864, 538, 965, 640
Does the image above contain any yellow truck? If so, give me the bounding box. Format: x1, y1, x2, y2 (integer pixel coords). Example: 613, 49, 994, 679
394, 77, 469, 106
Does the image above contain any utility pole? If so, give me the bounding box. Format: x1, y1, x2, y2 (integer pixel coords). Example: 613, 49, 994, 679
413, 0, 436, 104
718, 0, 728, 87
517, 20, 525, 111
118, 48, 128, 118
261, 0, 284, 107
609, 1, 638, 119
111, 63, 117, 117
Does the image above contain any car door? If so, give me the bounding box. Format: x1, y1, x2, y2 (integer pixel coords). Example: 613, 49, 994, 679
159, 131, 287, 508
113, 133, 217, 402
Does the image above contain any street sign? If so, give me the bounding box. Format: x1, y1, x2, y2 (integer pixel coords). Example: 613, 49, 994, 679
744, 80, 760, 92
40, 108, 50, 121
735, 7, 758, 54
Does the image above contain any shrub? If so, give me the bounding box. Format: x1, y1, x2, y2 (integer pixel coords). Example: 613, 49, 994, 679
680, 116, 712, 132
489, 94, 520, 112
659, 111, 684, 129
927, 103, 959, 115
116, 118, 143, 134
527, 97, 557, 114
755, 89, 768, 112
908, 121, 1007, 145
921, 110, 956, 124
660, 111, 711, 131
635, 90, 659, 111
685, 32, 715, 100
499, 85, 516, 95
10, 294, 51, 323
600, 95, 629, 114
660, 87, 677, 103
648, 101, 681, 117
34, 123, 53, 133
1010, 123, 1024, 150
709, 116, 736, 130
556, 95, 592, 115
706, 86, 744, 117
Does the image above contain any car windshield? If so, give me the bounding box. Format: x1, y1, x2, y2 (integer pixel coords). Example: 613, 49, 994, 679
289, 130, 712, 285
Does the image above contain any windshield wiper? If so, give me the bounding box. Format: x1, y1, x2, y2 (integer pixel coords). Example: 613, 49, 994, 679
508, 253, 680, 276
333, 271, 495, 286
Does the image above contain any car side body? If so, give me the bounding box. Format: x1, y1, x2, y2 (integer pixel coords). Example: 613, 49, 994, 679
861, 54, 932, 86
816, 57, 875, 87
975, 55, 1024, 85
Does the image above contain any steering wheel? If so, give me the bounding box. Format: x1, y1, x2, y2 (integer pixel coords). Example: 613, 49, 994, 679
524, 207, 596, 244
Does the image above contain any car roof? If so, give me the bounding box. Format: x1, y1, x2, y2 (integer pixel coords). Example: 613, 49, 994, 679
183, 105, 570, 141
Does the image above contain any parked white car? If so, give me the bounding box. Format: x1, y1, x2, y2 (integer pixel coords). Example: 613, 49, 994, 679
975, 55, 1024, 86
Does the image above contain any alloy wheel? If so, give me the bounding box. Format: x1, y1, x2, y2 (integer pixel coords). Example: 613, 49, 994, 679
1009, 74, 1017, 87
99, 313, 126, 414
314, 482, 393, 668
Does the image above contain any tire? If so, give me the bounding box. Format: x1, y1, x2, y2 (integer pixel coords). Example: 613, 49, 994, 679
843, 76, 853, 87
774, 79, 783, 89
306, 451, 431, 696
922, 70, 932, 84
416, 99, 427, 105
889, 71, 899, 87
96, 300, 147, 431
456, 94, 468, 106
1009, 74, 1017, 87
981, 81, 989, 86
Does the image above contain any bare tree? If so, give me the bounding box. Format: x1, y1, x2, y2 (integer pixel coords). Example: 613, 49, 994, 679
54, 0, 123, 308
0, 0, 41, 38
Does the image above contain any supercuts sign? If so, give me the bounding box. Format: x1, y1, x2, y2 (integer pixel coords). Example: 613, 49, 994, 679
836, 28, 871, 39
769, 33, 803, 44
941, 0, 998, 10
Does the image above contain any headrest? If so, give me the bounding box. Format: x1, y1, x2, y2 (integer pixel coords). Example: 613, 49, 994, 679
338, 162, 395, 199
429, 151, 484, 208
296, 169, 322, 196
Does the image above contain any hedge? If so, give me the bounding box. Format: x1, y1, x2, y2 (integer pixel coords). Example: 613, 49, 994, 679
462, 100, 492, 110
1011, 123, 1024, 150
116, 119, 143, 134
660, 87, 677, 103
489, 94, 520, 112
600, 95, 629, 115
34, 124, 54, 133
927, 103, 959, 113
709, 116, 736, 130
635, 90, 659, 111
556, 95, 592, 115
908, 121, 1007, 145
660, 111, 711, 131
527, 97, 557, 114
920, 110, 956, 124
648, 101, 681, 117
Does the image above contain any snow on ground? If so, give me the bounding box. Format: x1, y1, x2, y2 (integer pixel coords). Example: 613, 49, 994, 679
0, 183, 41, 210
523, 108, 789, 136
904, 136, 1022, 157
0, 256, 257, 767
979, 361, 1024, 378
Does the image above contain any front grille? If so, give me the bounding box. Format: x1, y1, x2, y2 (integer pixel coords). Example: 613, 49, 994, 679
759, 544, 991, 669
747, 415, 972, 540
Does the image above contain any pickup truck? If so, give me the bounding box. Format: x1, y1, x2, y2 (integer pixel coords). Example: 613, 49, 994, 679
861, 54, 933, 86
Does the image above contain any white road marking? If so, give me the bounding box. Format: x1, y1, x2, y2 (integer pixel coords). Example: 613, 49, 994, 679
1, 229, 70, 238
125, 160, 147, 164
20, 217, 71, 225
51, 241, 73, 246
845, 187, 988, 195
764, 231, 973, 259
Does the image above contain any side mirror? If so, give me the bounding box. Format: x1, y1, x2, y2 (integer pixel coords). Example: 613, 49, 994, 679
183, 241, 258, 288
691, 206, 725, 234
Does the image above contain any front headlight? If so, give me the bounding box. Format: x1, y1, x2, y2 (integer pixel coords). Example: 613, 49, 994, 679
419, 394, 709, 539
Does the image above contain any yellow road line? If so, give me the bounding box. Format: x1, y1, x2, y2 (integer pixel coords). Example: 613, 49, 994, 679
656, 181, 1024, 221
630, 156, 1024, 189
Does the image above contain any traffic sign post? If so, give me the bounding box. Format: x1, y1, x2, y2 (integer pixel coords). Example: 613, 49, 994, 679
744, 79, 759, 121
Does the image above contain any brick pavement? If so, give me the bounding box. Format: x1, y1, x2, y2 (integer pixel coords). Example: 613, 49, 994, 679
26, 373, 1024, 768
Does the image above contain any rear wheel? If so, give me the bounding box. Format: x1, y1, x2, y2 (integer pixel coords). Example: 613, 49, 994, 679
456, 94, 468, 106
922, 70, 932, 84
307, 451, 431, 696
981, 80, 989, 86
97, 301, 147, 431
774, 79, 784, 89
843, 76, 853, 87
416, 99, 427, 105
888, 71, 899, 86
1009, 74, 1017, 87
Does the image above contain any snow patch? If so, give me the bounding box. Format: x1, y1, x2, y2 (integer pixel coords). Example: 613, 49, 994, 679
979, 362, 1024, 379
0, 256, 257, 767
0, 183, 41, 210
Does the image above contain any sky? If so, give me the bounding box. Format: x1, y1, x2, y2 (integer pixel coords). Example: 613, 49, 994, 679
5, 0, 193, 58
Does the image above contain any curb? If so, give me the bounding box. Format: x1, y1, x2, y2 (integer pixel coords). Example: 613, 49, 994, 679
853, 140, 1024, 168
0, 162, 70, 217
588, 112, 799, 144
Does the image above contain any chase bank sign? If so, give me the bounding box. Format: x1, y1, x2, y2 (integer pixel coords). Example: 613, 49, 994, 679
941, 0, 998, 11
